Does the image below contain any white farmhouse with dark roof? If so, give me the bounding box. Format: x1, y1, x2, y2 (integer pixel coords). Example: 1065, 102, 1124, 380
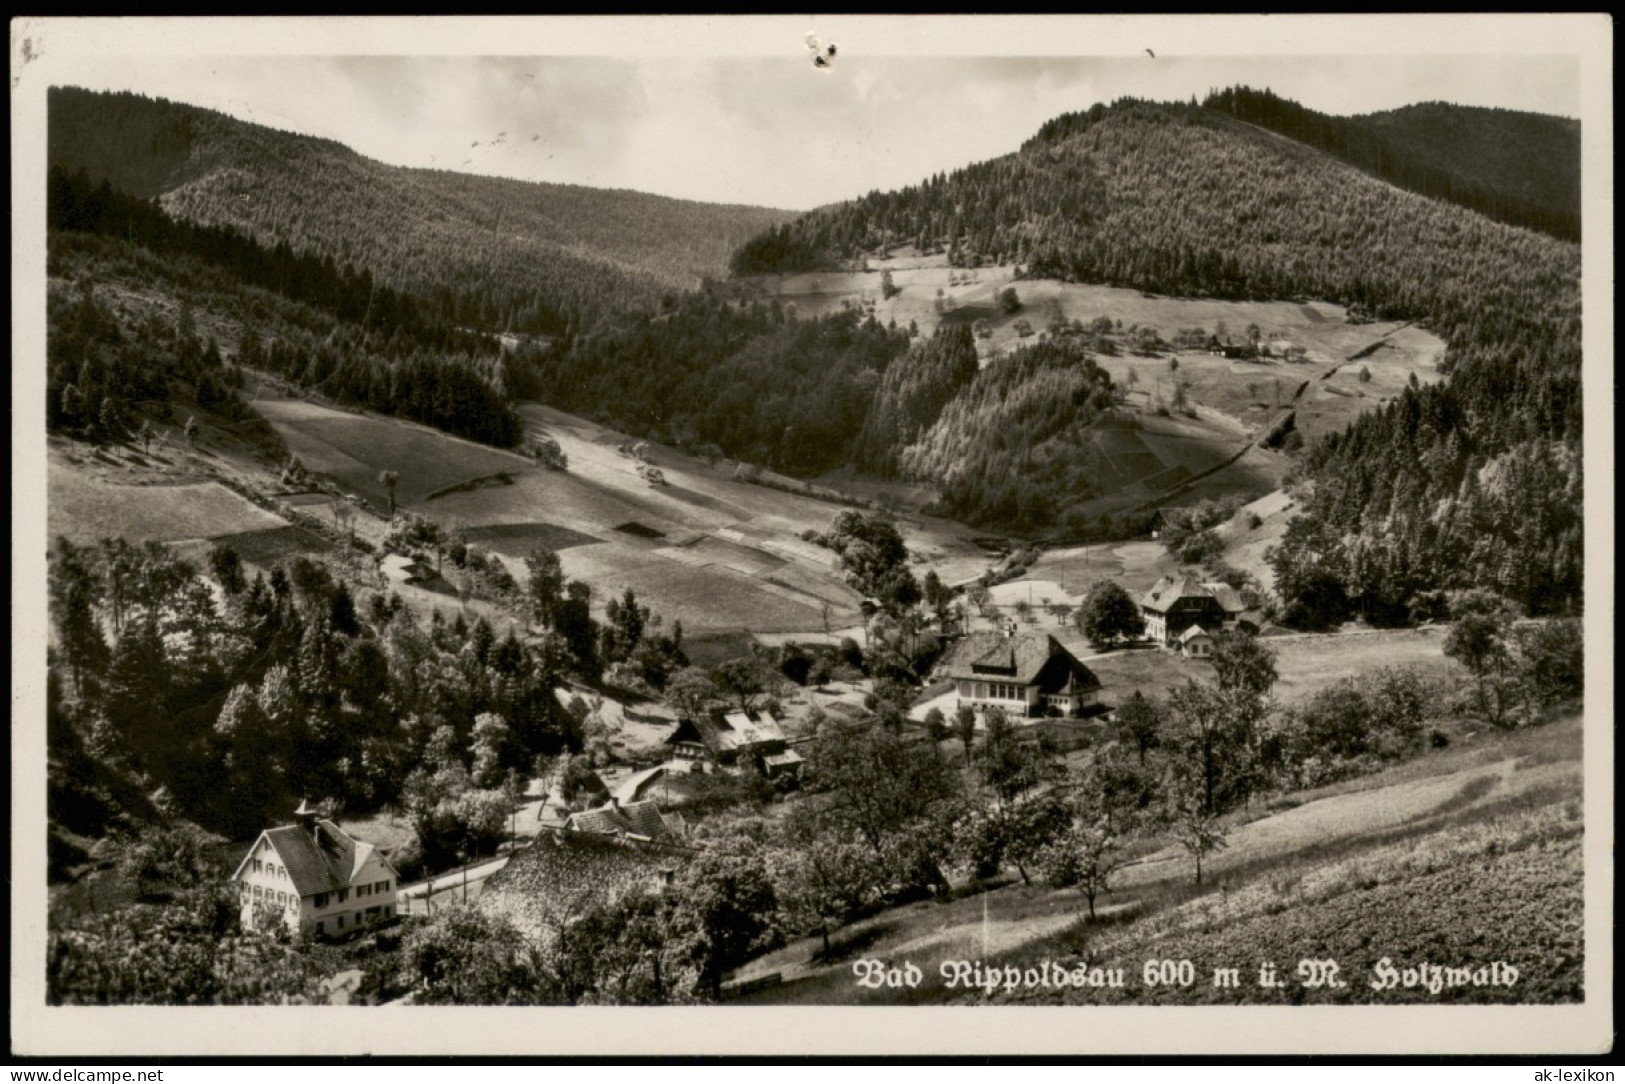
229, 800, 400, 939
1140, 575, 1246, 647
939, 631, 1101, 718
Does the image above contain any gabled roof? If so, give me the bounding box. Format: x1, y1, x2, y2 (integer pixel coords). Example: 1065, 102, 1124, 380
233, 820, 391, 899
1201, 582, 1247, 615
666, 709, 787, 755
719, 708, 786, 747
564, 799, 675, 841
1179, 624, 1213, 644
1033, 650, 1102, 695
1142, 575, 1225, 614
941, 632, 1073, 686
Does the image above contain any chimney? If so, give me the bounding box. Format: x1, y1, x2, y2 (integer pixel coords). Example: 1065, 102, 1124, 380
293, 797, 319, 838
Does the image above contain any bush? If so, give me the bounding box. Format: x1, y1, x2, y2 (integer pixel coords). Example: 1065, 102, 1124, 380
1177, 530, 1223, 566
779, 646, 813, 686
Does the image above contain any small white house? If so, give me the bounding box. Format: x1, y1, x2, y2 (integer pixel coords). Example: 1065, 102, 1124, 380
1179, 624, 1215, 658
229, 800, 400, 939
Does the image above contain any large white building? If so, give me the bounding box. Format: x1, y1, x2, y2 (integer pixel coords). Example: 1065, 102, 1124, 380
940, 631, 1102, 718
229, 800, 400, 939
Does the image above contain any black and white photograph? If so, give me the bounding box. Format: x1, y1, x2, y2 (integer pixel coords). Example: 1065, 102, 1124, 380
10, 14, 1613, 1058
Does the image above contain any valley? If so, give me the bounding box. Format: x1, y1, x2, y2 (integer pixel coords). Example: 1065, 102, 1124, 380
44, 259, 1443, 650
752, 256, 1445, 527
33, 75, 1589, 1022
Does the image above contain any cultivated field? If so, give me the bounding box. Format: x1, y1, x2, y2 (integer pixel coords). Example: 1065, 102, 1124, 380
209, 524, 333, 569
242, 390, 982, 636
250, 394, 532, 509
752, 258, 1444, 529
48, 459, 287, 546
1265, 627, 1456, 704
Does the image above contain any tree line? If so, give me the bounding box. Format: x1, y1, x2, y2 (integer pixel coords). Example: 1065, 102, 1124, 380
533, 293, 913, 476
48, 171, 525, 450
1201, 87, 1579, 242
49, 87, 796, 340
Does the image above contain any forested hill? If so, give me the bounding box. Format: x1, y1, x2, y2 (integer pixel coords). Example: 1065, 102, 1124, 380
48, 86, 796, 336
1200, 88, 1580, 241
731, 94, 1583, 620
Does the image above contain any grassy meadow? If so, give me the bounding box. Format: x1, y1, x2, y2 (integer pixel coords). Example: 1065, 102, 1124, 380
732, 711, 1583, 1006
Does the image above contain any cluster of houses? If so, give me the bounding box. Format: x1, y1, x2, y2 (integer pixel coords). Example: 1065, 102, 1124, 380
233, 564, 1264, 941
932, 572, 1253, 721
234, 707, 801, 940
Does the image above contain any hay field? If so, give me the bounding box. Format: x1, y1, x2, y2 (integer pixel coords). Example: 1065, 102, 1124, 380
251, 394, 531, 508
752, 259, 1443, 528
48, 461, 286, 546
1266, 627, 1456, 705
559, 542, 833, 633
734, 707, 1581, 1007
458, 522, 602, 558
211, 524, 332, 568
245, 390, 876, 635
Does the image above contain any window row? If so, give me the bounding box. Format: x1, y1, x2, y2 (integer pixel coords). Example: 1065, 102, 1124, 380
251, 857, 287, 880
243, 883, 298, 911
965, 682, 1028, 701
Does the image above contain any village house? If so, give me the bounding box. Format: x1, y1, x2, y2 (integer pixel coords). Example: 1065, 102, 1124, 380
229, 800, 400, 939
665, 708, 803, 777
1140, 575, 1247, 647
1178, 624, 1216, 658
564, 796, 684, 842
939, 631, 1102, 718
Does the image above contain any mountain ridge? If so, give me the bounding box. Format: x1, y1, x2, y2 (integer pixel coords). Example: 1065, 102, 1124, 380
723, 92, 1581, 619
48, 86, 799, 336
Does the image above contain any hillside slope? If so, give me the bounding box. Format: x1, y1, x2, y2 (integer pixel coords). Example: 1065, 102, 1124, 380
48, 86, 797, 336
731, 95, 1582, 619
1353, 100, 1580, 239
1199, 87, 1579, 240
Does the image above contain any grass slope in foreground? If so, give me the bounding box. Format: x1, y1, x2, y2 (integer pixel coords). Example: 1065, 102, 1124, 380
733, 712, 1582, 1005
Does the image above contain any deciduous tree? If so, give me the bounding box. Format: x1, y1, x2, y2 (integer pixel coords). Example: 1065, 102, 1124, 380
1081, 580, 1145, 646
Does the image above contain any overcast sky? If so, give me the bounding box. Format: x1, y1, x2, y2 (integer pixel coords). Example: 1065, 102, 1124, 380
37, 18, 1584, 211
